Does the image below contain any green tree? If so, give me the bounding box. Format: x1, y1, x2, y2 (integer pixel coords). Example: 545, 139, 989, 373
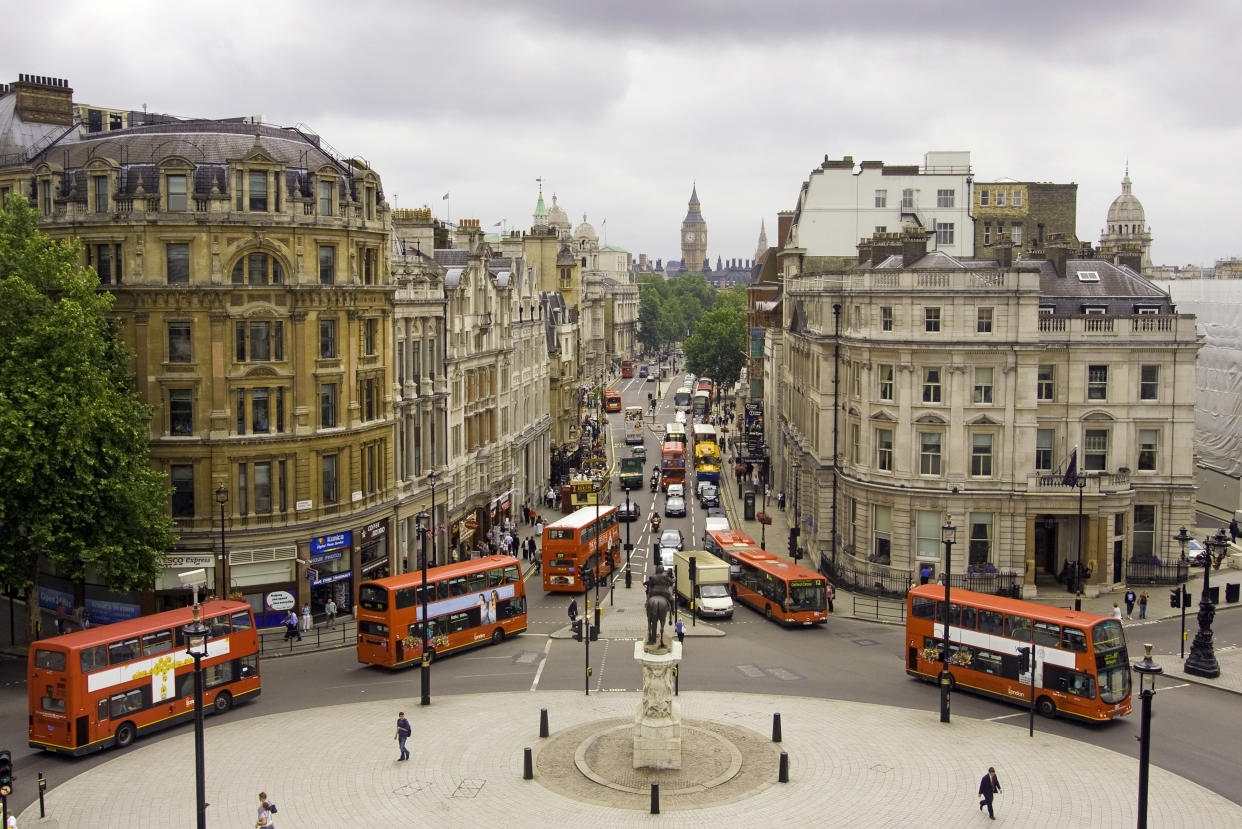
683, 306, 747, 391
0, 196, 176, 638
714, 285, 747, 312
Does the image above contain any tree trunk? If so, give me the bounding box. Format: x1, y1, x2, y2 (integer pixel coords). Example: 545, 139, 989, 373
26, 549, 41, 642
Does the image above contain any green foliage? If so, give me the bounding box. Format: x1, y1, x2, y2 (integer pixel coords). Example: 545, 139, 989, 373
714, 285, 747, 312
0, 195, 176, 634
683, 306, 747, 390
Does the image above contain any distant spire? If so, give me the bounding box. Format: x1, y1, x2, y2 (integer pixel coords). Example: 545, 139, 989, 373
689, 182, 700, 207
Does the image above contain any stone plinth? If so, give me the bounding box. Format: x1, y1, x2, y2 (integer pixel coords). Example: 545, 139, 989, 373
633, 640, 683, 769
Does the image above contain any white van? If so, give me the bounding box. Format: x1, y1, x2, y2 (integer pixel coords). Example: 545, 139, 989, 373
704, 516, 730, 538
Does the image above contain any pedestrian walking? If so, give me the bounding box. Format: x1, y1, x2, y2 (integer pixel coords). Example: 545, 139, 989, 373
395, 711, 412, 761
1112, 602, 1124, 622
568, 597, 579, 622
325, 598, 338, 627
977, 766, 1002, 819
283, 609, 301, 642
920, 564, 932, 585
301, 603, 313, 632
777, 491, 786, 511
1139, 590, 1149, 619
826, 582, 836, 613
55, 603, 67, 635
535, 519, 544, 539
675, 619, 685, 643
255, 791, 276, 828
1231, 518, 1240, 543
1124, 588, 1136, 619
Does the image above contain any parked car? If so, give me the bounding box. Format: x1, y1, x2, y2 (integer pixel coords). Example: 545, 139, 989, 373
665, 496, 687, 517
660, 529, 685, 551
1185, 538, 1208, 566
617, 501, 641, 522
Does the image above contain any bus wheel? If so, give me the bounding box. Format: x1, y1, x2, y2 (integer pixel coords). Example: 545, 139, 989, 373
1036, 696, 1057, 718
764, 605, 773, 620
492, 628, 505, 645
115, 721, 137, 748
213, 691, 233, 713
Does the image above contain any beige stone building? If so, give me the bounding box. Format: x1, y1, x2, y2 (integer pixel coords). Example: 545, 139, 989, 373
1, 75, 396, 619
770, 230, 1198, 596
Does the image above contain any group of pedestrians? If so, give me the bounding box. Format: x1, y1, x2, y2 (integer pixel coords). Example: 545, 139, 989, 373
282, 598, 338, 641
1121, 588, 1150, 620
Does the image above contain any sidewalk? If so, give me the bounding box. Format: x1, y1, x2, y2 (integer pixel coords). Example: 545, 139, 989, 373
21, 689, 1242, 827
715, 457, 1242, 696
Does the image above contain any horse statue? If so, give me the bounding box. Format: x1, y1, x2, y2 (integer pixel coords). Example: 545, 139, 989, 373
644, 567, 676, 650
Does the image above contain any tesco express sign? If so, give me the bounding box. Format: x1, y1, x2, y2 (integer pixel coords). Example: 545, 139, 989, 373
265, 590, 296, 612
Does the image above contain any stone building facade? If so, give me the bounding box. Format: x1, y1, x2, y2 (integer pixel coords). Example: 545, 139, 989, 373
768, 230, 1198, 596
972, 181, 1078, 257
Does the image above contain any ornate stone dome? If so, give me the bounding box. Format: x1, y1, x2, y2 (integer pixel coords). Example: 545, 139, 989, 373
573, 213, 598, 244
547, 193, 570, 235
1106, 172, 1146, 233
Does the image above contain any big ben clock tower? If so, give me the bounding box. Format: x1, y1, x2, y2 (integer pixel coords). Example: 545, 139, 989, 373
680, 184, 707, 272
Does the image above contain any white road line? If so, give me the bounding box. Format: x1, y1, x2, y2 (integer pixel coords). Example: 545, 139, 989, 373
458, 672, 534, 679
985, 712, 1027, 722
530, 636, 553, 692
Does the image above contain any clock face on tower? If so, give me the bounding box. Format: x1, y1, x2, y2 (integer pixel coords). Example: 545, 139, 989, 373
686, 232, 695, 242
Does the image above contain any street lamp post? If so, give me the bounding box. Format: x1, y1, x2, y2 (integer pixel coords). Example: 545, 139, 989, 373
421, 469, 440, 706
214, 486, 229, 598
939, 521, 956, 724
1133, 643, 1163, 829
792, 461, 801, 559
1073, 476, 1087, 611
1184, 527, 1226, 678
182, 605, 210, 829
1175, 526, 1191, 659
594, 480, 602, 631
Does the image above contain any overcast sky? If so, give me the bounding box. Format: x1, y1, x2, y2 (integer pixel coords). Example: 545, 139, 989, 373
9, 0, 1239, 266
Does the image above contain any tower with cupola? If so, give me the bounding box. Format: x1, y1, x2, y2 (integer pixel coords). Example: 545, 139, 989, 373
680, 184, 707, 272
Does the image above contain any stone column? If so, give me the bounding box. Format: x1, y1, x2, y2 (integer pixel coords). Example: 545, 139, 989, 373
633, 641, 683, 770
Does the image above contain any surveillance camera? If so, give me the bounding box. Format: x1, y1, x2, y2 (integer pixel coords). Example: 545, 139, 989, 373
178, 568, 208, 588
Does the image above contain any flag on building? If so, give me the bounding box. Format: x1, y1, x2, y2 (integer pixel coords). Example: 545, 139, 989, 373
1061, 447, 1079, 487
494, 221, 503, 227
441, 192, 449, 200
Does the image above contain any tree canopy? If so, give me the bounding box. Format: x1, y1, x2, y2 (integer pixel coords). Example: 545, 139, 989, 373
0, 195, 176, 637
683, 305, 747, 391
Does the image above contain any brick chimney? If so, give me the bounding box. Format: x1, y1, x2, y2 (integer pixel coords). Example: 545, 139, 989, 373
902, 228, 928, 266
872, 232, 902, 266
777, 210, 794, 248
1114, 243, 1142, 272
1045, 233, 1072, 278
12, 74, 74, 125
857, 237, 872, 265
993, 234, 1013, 268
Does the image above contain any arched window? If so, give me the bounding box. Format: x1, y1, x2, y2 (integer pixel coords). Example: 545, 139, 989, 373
232, 252, 285, 285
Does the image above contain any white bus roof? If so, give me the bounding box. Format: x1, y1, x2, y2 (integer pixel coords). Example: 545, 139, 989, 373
546, 504, 616, 530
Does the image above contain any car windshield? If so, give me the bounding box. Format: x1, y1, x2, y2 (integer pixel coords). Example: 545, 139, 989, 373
700, 584, 729, 598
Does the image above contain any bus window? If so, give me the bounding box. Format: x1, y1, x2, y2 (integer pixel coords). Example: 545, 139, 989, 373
394, 587, 415, 610
40, 687, 65, 713
446, 611, 471, 634
359, 583, 389, 611
946, 604, 962, 626
447, 576, 467, 596
1033, 620, 1061, 647
205, 661, 235, 688
80, 645, 107, 674
97, 698, 109, 722
1092, 620, 1125, 653
231, 611, 253, 631
1062, 626, 1087, 653
141, 629, 173, 656
911, 597, 937, 619
207, 615, 231, 639
504, 565, 520, 583
1046, 664, 1096, 699
34, 649, 66, 671
416, 585, 434, 605
109, 638, 139, 665
437, 581, 449, 600
110, 688, 146, 718
467, 572, 487, 594
958, 606, 977, 630
357, 621, 389, 638
978, 610, 1004, 635
1004, 615, 1031, 640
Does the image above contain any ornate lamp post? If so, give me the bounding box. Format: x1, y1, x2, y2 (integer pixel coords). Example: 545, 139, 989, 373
1184, 527, 1227, 678
1175, 526, 1191, 659
791, 461, 801, 553
1073, 475, 1087, 611
182, 605, 210, 829
1133, 643, 1163, 829
214, 486, 229, 598
939, 520, 956, 724
420, 468, 441, 706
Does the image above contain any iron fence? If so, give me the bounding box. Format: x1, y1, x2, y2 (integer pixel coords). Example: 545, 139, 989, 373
1124, 560, 1190, 585
822, 553, 1022, 600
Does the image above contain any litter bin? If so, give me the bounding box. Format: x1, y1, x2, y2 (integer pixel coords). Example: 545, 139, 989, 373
1208, 585, 1220, 604
744, 491, 756, 521
1226, 582, 1240, 604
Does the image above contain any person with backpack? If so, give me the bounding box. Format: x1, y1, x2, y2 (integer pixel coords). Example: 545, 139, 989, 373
255, 791, 276, 827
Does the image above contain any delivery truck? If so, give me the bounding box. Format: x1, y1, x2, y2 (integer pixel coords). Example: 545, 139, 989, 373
673, 549, 734, 619
619, 457, 645, 490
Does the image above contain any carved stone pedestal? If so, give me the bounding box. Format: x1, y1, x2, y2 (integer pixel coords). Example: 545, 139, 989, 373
633, 641, 683, 770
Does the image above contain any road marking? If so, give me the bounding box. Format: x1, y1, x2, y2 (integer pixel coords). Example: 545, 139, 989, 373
530, 636, 552, 692
985, 712, 1027, 721
735, 664, 765, 678
457, 672, 534, 679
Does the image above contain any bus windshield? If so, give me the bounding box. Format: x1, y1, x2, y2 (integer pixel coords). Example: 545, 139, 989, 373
1092, 619, 1131, 703
789, 580, 826, 611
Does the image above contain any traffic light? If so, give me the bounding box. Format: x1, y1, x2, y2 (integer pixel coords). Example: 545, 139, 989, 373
688, 556, 697, 583
571, 617, 583, 641
1017, 646, 1031, 674
0, 748, 12, 794
1170, 588, 1180, 608
788, 529, 798, 559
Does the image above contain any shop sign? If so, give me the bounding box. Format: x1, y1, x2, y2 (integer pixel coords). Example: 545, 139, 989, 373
360, 519, 388, 543
265, 590, 296, 612
311, 571, 351, 588
309, 550, 344, 565
311, 531, 352, 557
166, 555, 214, 569
86, 598, 140, 625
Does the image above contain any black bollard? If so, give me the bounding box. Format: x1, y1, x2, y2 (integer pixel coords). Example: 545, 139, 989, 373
625, 567, 632, 589
539, 708, 549, 738
650, 782, 660, 814
523, 747, 533, 780
772, 712, 782, 742
778, 751, 789, 783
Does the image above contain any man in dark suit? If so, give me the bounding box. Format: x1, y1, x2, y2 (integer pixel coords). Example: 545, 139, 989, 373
978, 766, 1002, 819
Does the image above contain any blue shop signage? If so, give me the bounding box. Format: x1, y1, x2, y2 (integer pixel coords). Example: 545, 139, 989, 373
310, 530, 352, 564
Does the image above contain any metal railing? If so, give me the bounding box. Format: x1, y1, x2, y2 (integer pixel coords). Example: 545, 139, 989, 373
258, 616, 355, 656
1125, 560, 1189, 585
822, 555, 913, 600
945, 572, 1023, 598
850, 594, 907, 624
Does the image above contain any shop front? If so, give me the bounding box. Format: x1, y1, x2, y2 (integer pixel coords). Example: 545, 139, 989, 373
359, 518, 391, 581
230, 544, 299, 628
309, 530, 353, 617
153, 553, 218, 611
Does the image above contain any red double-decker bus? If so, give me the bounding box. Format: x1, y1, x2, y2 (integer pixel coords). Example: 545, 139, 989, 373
356, 555, 527, 668
620, 359, 635, 378
29, 600, 260, 755
660, 441, 685, 491
542, 505, 621, 592
905, 584, 1131, 722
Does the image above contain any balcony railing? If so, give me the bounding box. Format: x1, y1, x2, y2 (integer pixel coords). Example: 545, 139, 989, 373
1125, 559, 1189, 585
